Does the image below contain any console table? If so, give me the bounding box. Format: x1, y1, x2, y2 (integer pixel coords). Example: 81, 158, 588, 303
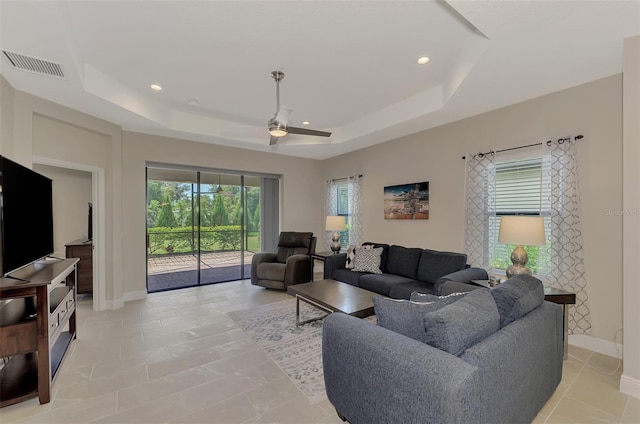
310, 251, 342, 281
0, 258, 78, 407
543, 286, 576, 359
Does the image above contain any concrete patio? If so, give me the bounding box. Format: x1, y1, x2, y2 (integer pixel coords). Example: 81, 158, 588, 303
147, 251, 255, 292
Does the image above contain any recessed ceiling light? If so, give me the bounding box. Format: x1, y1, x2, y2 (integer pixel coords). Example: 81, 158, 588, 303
187, 99, 199, 107
416, 56, 430, 65
150, 84, 163, 91
302, 121, 310, 126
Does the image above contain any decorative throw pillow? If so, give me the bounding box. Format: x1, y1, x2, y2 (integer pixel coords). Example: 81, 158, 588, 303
373, 294, 462, 342
422, 289, 500, 356
351, 246, 383, 274
345, 244, 357, 269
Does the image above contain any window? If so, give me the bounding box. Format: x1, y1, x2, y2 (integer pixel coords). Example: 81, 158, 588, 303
336, 183, 350, 246
490, 158, 548, 274
326, 175, 362, 248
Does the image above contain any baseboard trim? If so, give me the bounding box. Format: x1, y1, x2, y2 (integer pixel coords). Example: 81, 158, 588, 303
124, 290, 147, 302
620, 375, 640, 399
568, 334, 623, 359
104, 298, 124, 310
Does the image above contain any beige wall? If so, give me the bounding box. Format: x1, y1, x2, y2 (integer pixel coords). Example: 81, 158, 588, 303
1, 68, 633, 364
322, 75, 624, 343
33, 164, 92, 256
0, 75, 14, 156
7, 88, 123, 306
120, 131, 324, 296
622, 35, 640, 398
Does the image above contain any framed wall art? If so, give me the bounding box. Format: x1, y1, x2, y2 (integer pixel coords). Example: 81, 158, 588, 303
383, 181, 429, 220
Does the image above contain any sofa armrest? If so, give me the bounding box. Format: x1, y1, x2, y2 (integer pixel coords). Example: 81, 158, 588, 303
250, 253, 277, 286
283, 254, 312, 287
323, 253, 347, 279
322, 313, 479, 424
434, 267, 489, 295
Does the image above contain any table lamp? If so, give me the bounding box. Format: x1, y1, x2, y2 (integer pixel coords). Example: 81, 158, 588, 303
498, 216, 546, 278
325, 215, 346, 253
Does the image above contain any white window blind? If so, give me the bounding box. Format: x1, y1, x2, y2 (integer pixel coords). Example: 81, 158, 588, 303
495, 158, 542, 215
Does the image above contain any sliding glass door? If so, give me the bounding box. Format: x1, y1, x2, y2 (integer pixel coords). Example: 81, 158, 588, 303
146, 166, 267, 293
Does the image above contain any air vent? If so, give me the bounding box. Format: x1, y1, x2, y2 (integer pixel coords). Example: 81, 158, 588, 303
2, 50, 64, 79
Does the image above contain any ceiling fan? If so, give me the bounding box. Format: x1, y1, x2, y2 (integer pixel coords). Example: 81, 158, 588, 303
267, 70, 331, 145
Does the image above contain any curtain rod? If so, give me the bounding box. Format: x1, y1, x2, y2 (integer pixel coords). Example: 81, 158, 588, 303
326, 174, 363, 183
461, 135, 583, 160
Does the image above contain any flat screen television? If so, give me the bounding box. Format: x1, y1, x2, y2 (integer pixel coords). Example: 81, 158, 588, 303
0, 155, 54, 276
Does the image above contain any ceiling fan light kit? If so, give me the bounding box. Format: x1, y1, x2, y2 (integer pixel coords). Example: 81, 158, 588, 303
266, 70, 331, 145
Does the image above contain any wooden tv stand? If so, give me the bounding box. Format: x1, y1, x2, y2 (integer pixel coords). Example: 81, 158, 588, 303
0, 258, 78, 407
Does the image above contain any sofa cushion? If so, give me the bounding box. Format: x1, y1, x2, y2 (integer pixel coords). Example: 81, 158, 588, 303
359, 274, 418, 297
386, 245, 422, 280
422, 289, 500, 356
388, 280, 436, 299
417, 249, 468, 284
332, 269, 364, 286
490, 274, 544, 327
373, 295, 461, 343
352, 246, 383, 274
362, 242, 390, 272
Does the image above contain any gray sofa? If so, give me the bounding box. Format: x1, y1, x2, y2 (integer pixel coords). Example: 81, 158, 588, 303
323, 243, 487, 298
322, 275, 564, 424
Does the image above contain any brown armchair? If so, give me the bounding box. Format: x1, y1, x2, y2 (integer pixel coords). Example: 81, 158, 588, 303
251, 232, 317, 290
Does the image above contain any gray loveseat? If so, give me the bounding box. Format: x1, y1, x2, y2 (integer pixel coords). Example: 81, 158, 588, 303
322, 275, 564, 424
323, 243, 487, 299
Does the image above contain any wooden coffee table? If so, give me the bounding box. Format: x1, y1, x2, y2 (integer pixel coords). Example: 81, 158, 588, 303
287, 279, 376, 326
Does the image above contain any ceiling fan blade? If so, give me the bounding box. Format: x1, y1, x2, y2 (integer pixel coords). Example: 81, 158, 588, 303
287, 127, 332, 137
274, 106, 293, 126
269, 135, 280, 145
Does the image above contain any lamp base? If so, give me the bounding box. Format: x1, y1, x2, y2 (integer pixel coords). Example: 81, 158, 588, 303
506, 245, 532, 279
330, 231, 342, 254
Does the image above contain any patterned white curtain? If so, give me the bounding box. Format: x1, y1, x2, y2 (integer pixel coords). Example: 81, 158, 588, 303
540, 138, 591, 334
347, 175, 363, 245
464, 153, 497, 269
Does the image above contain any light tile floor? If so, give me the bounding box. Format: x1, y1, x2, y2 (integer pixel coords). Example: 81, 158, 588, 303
1, 279, 638, 423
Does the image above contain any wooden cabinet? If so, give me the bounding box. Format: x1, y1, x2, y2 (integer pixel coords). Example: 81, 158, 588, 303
65, 239, 93, 294
0, 258, 78, 408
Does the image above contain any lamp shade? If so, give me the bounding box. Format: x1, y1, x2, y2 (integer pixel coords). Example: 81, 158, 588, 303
325, 215, 346, 231
498, 216, 546, 246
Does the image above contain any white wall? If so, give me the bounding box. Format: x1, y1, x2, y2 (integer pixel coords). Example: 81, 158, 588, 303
32, 164, 92, 256
322, 75, 624, 347
621, 35, 640, 399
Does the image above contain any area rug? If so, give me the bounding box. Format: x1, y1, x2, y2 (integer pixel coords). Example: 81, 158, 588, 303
228, 299, 328, 403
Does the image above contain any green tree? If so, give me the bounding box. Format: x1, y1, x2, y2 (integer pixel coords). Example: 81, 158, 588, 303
232, 195, 243, 225
252, 205, 260, 232
147, 199, 161, 227
211, 194, 230, 226
157, 196, 178, 227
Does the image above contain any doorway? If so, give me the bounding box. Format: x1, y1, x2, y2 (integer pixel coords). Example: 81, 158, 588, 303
146, 165, 266, 293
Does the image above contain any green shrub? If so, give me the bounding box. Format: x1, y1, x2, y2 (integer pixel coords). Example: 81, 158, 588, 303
147, 226, 257, 255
